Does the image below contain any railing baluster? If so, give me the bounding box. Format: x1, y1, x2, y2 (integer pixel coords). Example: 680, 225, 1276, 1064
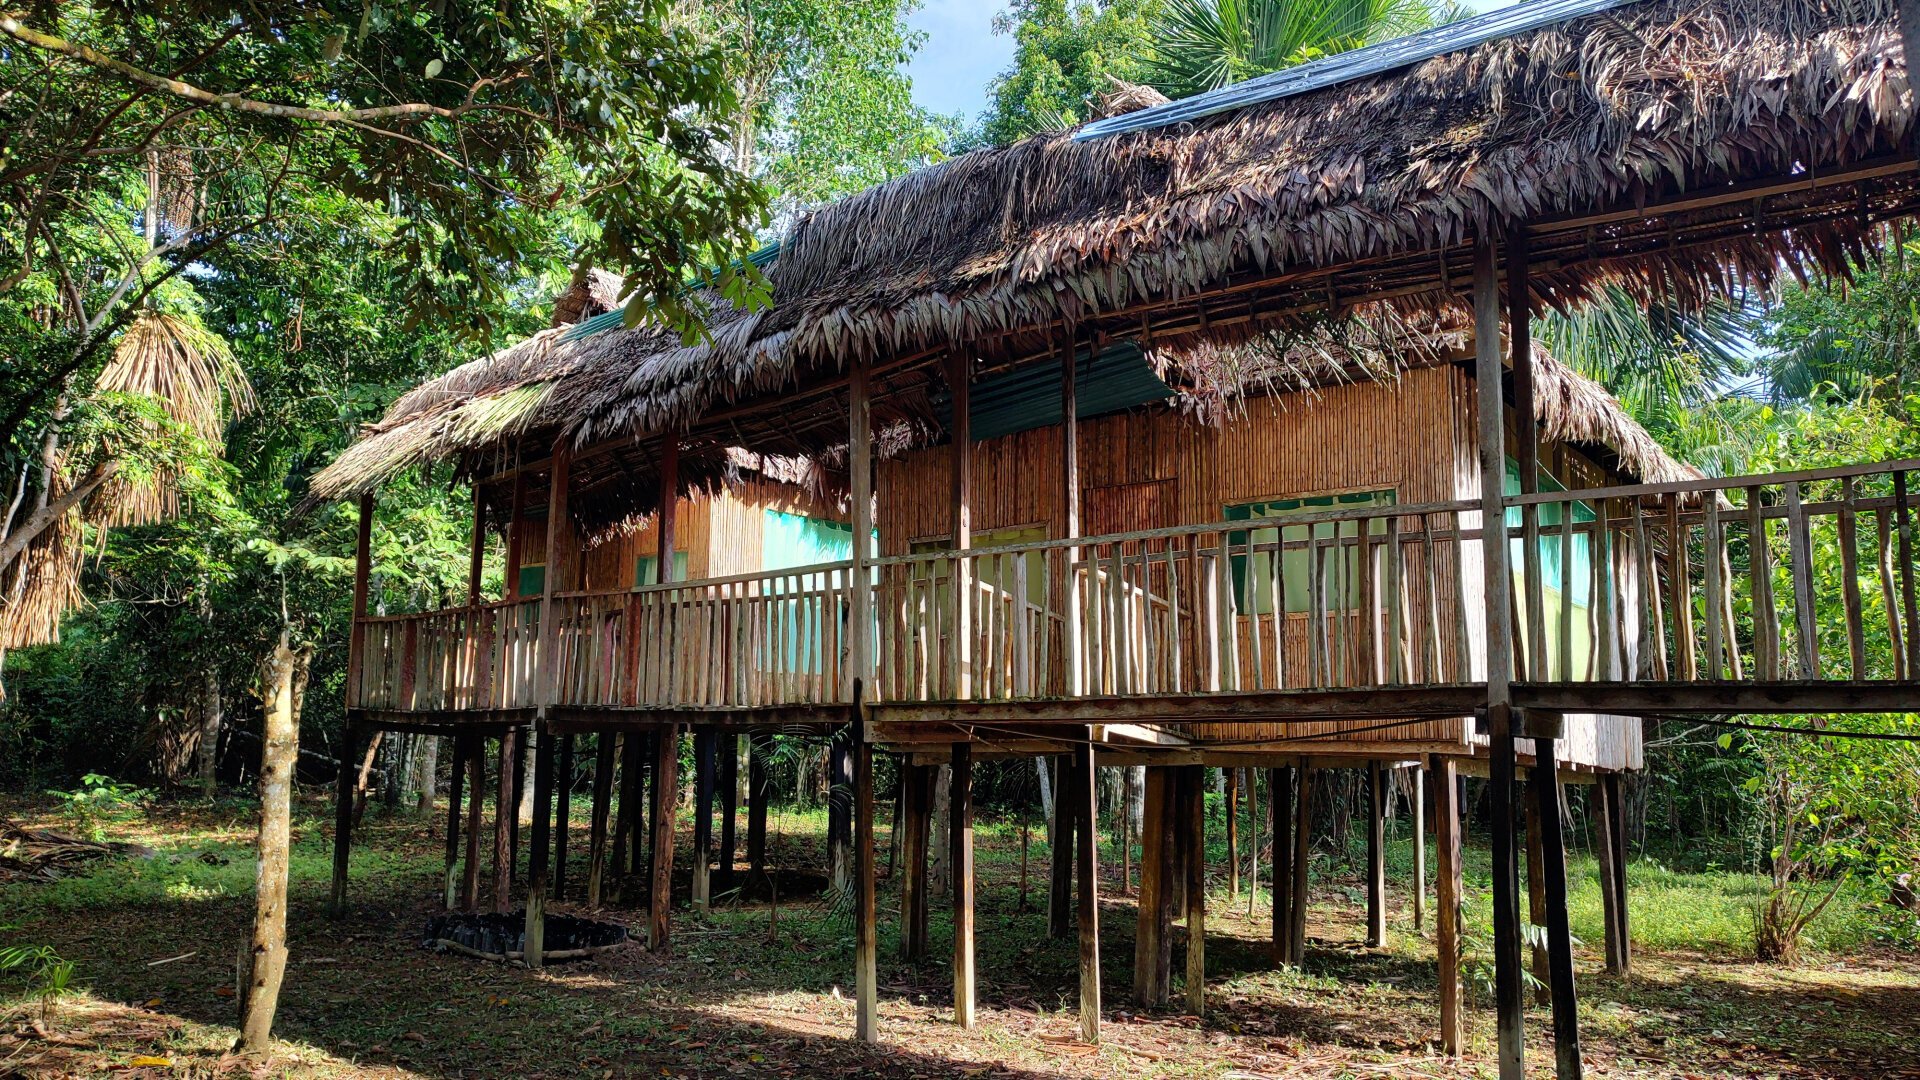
1703, 495, 1725, 681
1898, 471, 1920, 678
1839, 477, 1868, 680
1877, 502, 1907, 681
1748, 486, 1779, 681
1787, 481, 1820, 678
1667, 494, 1697, 681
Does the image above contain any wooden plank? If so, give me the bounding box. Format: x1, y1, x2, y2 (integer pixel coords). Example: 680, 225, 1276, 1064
1840, 478, 1868, 678
1787, 482, 1820, 677
854, 711, 879, 1043
1183, 764, 1206, 1017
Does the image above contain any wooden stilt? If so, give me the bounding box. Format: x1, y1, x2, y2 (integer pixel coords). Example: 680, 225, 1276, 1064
1074, 739, 1101, 1043
510, 728, 526, 879
613, 733, 637, 888
1602, 772, 1631, 974
1225, 766, 1239, 900
1432, 755, 1463, 1056
1270, 766, 1295, 964
525, 725, 555, 969
587, 733, 614, 908
1289, 763, 1313, 964
693, 728, 715, 911
462, 736, 483, 912
901, 765, 931, 962
717, 733, 739, 896
1366, 761, 1386, 947
1133, 767, 1166, 1005
1182, 765, 1206, 1016
330, 722, 362, 915
1154, 768, 1175, 1003
1048, 754, 1073, 938
444, 732, 467, 910
1489, 711, 1527, 1078
632, 731, 651, 879
747, 732, 771, 893
854, 713, 879, 1043
1531, 732, 1584, 1079
492, 729, 516, 913
554, 733, 573, 902
952, 743, 977, 1029
1526, 777, 1551, 1002
1412, 766, 1427, 933
828, 733, 852, 893
649, 726, 679, 950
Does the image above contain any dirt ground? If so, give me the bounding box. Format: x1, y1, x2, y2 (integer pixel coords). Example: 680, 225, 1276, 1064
2, 796, 1917, 1079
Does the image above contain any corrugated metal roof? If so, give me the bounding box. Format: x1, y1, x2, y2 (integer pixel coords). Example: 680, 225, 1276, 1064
1073, 0, 1642, 142
935, 341, 1174, 442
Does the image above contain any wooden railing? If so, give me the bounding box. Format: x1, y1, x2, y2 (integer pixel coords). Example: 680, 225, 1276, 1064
1509, 459, 1920, 685
347, 459, 1920, 715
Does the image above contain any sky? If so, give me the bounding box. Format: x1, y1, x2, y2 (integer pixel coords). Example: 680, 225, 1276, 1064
904, 0, 1522, 128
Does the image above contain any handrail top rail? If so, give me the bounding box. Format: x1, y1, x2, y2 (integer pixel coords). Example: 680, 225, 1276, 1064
357, 595, 540, 623
1508, 457, 1920, 508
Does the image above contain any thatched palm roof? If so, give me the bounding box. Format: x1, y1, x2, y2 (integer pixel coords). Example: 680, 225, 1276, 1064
314, 0, 1906, 505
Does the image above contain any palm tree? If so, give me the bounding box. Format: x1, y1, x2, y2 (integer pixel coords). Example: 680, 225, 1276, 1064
1146, 0, 1470, 98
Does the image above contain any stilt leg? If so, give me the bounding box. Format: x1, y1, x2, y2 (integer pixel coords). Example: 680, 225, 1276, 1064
444, 732, 467, 910
493, 729, 516, 913
554, 733, 573, 902
330, 722, 362, 915
829, 731, 852, 893
1412, 765, 1427, 934
717, 734, 739, 896
1133, 767, 1166, 1006
462, 736, 483, 912
1432, 755, 1463, 1056
587, 734, 614, 908
1489, 708, 1527, 1079
1074, 740, 1100, 1043
693, 728, 714, 912
649, 726, 679, 950
1604, 772, 1631, 975
1366, 761, 1386, 948
1526, 776, 1550, 1001
854, 719, 879, 1043
747, 733, 771, 893
1532, 734, 1583, 1079
526, 726, 555, 969
1048, 755, 1073, 938
1289, 763, 1313, 965
901, 765, 930, 962
1154, 769, 1174, 1003
1182, 764, 1206, 1017
952, 744, 977, 1029
1270, 766, 1295, 964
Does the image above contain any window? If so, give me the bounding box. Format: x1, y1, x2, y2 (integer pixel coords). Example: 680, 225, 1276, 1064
910, 524, 1048, 607
1504, 459, 1597, 676
516, 564, 545, 597
634, 550, 689, 586
1225, 490, 1395, 615
763, 509, 864, 569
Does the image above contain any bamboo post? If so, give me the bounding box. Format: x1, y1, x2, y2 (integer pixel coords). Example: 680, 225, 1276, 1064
949, 352, 973, 699
1061, 333, 1083, 696
1432, 755, 1463, 1055
1477, 232, 1526, 1080
953, 742, 977, 1029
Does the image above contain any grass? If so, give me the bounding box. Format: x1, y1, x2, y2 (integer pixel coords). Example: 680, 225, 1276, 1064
0, 791, 1915, 1078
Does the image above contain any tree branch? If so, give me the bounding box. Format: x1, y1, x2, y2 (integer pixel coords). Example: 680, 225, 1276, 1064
1, 16, 525, 126
0, 459, 118, 574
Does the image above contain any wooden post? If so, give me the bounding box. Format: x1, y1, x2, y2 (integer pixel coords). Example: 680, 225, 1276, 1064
1182, 764, 1206, 1016
587, 733, 615, 907
1289, 763, 1313, 964
1531, 732, 1584, 1079
747, 732, 771, 892
493, 730, 517, 913
1154, 768, 1175, 1002
1412, 766, 1427, 933
828, 735, 852, 892
510, 731, 526, 880
1049, 755, 1074, 938
525, 724, 555, 969
717, 734, 739, 895
1061, 332, 1083, 695
952, 742, 978, 1029
1074, 739, 1101, 1042
444, 732, 468, 910
462, 737, 483, 911
854, 705, 879, 1043
1526, 779, 1551, 1001
901, 765, 930, 962
949, 352, 973, 699
693, 727, 715, 911
1225, 764, 1239, 899
504, 466, 527, 599
1432, 755, 1464, 1056
329, 721, 362, 915
649, 726, 679, 950
1270, 766, 1295, 964
622, 732, 646, 878
1134, 767, 1167, 1004
554, 733, 573, 901
1366, 761, 1386, 947
345, 494, 373, 710
1478, 231, 1526, 1080
1601, 772, 1631, 974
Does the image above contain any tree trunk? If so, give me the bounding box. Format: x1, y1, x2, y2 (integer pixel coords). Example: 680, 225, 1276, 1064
928, 764, 953, 897
198, 666, 222, 796
237, 630, 308, 1055
414, 735, 439, 815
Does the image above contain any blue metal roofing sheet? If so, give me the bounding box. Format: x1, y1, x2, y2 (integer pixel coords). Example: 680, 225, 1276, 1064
935, 341, 1174, 442
1072, 0, 1642, 142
